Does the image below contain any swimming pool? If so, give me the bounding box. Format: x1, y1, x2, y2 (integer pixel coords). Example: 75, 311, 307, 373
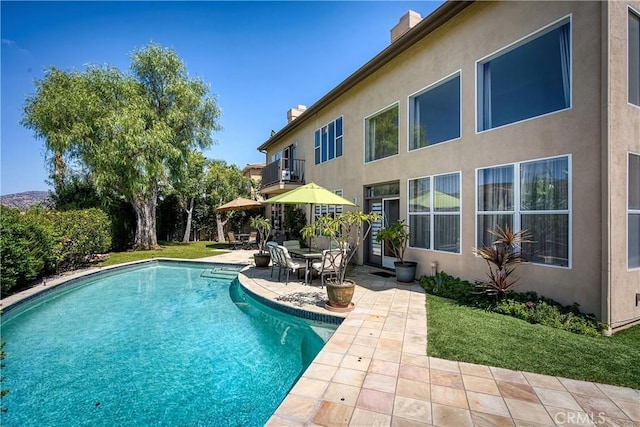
1, 261, 338, 426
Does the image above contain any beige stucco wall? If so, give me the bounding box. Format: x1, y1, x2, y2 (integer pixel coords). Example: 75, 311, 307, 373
605, 0, 640, 331
263, 1, 639, 327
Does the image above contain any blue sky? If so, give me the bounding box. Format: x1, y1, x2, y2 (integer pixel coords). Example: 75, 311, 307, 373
1, 1, 442, 196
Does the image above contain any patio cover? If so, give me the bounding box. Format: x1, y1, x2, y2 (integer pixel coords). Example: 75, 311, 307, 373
214, 197, 262, 212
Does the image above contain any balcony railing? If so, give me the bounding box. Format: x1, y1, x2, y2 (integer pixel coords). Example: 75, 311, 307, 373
261, 158, 305, 188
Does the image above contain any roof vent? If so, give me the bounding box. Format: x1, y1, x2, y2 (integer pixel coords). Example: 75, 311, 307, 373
390, 10, 422, 43
286, 105, 307, 123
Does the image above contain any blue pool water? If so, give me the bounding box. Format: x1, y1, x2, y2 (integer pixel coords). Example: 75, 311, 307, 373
1, 262, 337, 426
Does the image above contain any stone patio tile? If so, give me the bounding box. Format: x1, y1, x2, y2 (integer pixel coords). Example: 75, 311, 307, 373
368, 359, 400, 377
380, 330, 404, 342
573, 394, 630, 420
373, 347, 403, 364
466, 390, 511, 417
265, 415, 306, 426
544, 406, 600, 426
276, 394, 319, 420
431, 403, 473, 427
314, 350, 344, 367
396, 378, 431, 401
349, 344, 377, 359
429, 357, 460, 373
350, 408, 392, 426
430, 384, 469, 409
597, 416, 638, 426
595, 383, 640, 404
363, 372, 398, 394
356, 388, 395, 414
497, 381, 540, 403
359, 327, 383, 338
323, 382, 361, 406
462, 374, 500, 396
522, 372, 566, 391
333, 367, 367, 387
378, 338, 404, 351
402, 342, 427, 356
613, 399, 640, 422
459, 362, 493, 379
391, 415, 434, 427
363, 319, 386, 330
533, 387, 582, 411
341, 318, 365, 328
559, 378, 607, 397
398, 364, 430, 383
352, 335, 379, 348
504, 398, 555, 425
401, 353, 430, 368
338, 325, 360, 336
290, 377, 330, 399
304, 363, 339, 381
491, 367, 529, 384
324, 339, 352, 353
340, 354, 371, 372
393, 395, 432, 424
471, 410, 516, 427
430, 369, 464, 389
312, 400, 354, 427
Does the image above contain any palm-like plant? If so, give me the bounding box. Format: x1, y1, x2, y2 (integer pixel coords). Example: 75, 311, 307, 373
249, 216, 271, 254
473, 225, 532, 298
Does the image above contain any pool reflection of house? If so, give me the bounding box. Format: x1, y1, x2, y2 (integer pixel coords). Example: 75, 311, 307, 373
257, 1, 640, 332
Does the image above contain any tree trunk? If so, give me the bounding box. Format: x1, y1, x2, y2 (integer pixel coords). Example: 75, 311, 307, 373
182, 197, 194, 243
215, 212, 227, 243
131, 190, 159, 250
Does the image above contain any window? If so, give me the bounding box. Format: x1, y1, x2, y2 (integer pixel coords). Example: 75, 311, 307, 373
408, 172, 461, 253
314, 189, 344, 222
409, 73, 461, 150
314, 117, 343, 165
478, 18, 571, 131
477, 156, 570, 267
365, 104, 398, 162
629, 153, 640, 269
630, 8, 640, 106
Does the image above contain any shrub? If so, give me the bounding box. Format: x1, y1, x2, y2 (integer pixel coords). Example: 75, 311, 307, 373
421, 272, 480, 305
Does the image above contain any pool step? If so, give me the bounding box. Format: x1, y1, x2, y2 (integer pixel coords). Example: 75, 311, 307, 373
200, 268, 240, 280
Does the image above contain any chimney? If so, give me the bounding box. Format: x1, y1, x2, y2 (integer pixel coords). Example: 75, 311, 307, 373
287, 105, 307, 123
390, 10, 422, 43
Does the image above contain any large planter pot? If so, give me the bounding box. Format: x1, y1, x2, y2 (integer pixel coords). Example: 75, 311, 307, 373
254, 252, 271, 268
325, 279, 355, 312
394, 261, 417, 283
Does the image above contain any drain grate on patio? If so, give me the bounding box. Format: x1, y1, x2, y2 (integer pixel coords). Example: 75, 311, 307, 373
371, 271, 395, 278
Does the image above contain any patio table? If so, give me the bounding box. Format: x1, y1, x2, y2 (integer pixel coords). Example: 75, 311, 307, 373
288, 248, 323, 285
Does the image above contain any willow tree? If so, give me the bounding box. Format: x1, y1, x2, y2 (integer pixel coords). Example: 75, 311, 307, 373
22, 44, 222, 249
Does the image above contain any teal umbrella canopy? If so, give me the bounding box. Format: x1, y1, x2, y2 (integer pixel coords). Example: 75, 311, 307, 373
265, 182, 356, 206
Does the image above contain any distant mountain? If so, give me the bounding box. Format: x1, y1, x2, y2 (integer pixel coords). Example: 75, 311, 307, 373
0, 191, 52, 210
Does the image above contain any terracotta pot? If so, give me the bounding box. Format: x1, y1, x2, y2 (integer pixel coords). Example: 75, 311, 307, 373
325, 279, 355, 308
254, 253, 271, 268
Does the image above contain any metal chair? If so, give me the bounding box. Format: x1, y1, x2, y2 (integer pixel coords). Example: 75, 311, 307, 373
278, 245, 302, 285
245, 231, 258, 249
266, 241, 282, 279
228, 232, 242, 250
311, 249, 344, 288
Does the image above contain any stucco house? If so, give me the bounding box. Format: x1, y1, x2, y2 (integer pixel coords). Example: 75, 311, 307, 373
257, 0, 640, 333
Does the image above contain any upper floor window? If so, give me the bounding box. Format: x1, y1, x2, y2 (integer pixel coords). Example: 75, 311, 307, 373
408, 172, 461, 253
365, 104, 398, 163
477, 18, 571, 132
409, 72, 461, 150
314, 189, 344, 222
630, 8, 640, 106
314, 117, 343, 165
629, 153, 640, 269
477, 155, 571, 268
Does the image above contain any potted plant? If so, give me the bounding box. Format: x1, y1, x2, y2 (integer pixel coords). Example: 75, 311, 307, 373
250, 216, 272, 268
302, 210, 381, 312
375, 219, 417, 283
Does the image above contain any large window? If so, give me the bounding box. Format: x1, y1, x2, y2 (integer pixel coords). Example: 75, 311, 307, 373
314, 117, 343, 165
477, 156, 570, 267
629, 153, 640, 269
630, 8, 640, 106
314, 189, 344, 222
408, 172, 461, 253
409, 73, 461, 150
365, 104, 398, 163
477, 18, 571, 131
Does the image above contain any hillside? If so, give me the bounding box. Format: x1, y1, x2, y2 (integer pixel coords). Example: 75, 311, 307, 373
0, 191, 51, 210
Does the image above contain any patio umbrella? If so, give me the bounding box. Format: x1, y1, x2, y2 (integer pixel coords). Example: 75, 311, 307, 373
214, 197, 262, 212
265, 182, 356, 249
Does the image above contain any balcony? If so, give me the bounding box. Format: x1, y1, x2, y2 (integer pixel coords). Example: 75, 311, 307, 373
260, 158, 305, 195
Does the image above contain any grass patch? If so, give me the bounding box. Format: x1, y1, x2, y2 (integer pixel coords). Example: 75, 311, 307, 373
427, 294, 640, 389
101, 241, 230, 266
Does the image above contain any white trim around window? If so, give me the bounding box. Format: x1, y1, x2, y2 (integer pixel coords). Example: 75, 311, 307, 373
629, 6, 640, 108
407, 70, 462, 152
363, 101, 400, 164
628, 151, 640, 270
475, 154, 572, 269
475, 14, 573, 134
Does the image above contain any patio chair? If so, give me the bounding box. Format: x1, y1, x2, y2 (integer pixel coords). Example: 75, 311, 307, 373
311, 249, 344, 288
278, 245, 302, 285
266, 241, 283, 279
245, 231, 258, 249
283, 240, 300, 250
228, 232, 242, 250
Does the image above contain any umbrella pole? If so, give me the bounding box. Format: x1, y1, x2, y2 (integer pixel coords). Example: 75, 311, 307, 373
308, 203, 312, 251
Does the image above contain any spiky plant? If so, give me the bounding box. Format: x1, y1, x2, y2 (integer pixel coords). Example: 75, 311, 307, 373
473, 225, 532, 298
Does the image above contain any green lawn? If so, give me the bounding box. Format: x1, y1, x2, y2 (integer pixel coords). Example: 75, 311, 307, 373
101, 241, 230, 266
426, 294, 640, 389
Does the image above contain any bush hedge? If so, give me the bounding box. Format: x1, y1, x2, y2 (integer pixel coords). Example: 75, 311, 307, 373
421, 271, 607, 337
0, 206, 111, 294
